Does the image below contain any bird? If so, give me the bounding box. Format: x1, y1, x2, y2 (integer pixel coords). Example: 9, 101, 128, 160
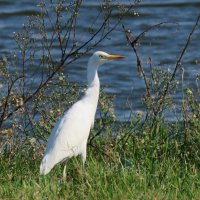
40, 51, 125, 177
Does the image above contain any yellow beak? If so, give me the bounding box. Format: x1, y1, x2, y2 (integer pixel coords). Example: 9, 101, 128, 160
105, 54, 126, 60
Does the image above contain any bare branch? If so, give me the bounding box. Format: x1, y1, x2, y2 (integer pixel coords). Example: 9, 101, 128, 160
123, 15, 200, 117
155, 14, 200, 115
0, 12, 113, 125
0, 1, 138, 129
122, 24, 151, 98
0, 76, 24, 128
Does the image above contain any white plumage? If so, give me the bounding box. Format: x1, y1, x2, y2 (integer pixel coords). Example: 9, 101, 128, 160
40, 51, 125, 176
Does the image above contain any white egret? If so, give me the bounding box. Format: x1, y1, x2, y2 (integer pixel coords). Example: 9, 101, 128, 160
40, 51, 125, 176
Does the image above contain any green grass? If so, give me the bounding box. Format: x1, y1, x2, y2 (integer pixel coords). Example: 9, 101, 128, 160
1, 126, 200, 200
0, 159, 199, 200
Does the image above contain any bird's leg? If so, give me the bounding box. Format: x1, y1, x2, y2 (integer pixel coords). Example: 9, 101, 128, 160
63, 160, 68, 180
81, 151, 86, 165
80, 147, 87, 173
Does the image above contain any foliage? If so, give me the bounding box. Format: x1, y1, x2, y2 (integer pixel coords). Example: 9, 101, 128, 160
0, 0, 138, 136
1, 118, 200, 199
0, 1, 200, 199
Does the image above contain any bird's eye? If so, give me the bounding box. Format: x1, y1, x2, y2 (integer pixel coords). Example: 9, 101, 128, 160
99, 55, 104, 59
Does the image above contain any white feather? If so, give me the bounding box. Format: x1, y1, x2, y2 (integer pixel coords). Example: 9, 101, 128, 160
40, 51, 124, 175
40, 100, 94, 175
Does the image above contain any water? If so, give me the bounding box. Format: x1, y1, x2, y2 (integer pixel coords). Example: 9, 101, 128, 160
0, 0, 199, 120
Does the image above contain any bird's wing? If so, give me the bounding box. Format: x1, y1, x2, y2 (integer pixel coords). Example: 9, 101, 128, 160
40, 100, 92, 172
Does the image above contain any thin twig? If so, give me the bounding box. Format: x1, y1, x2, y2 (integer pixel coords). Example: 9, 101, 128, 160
0, 76, 24, 128
0, 12, 112, 124
133, 22, 177, 45
123, 16, 200, 117
122, 24, 151, 98
155, 14, 200, 116
0, 2, 137, 128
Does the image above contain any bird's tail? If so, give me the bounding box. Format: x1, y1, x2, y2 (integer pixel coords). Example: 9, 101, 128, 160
40, 151, 70, 175
40, 156, 53, 175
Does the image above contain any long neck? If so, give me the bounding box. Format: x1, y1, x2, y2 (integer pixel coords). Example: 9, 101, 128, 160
83, 60, 100, 106
87, 60, 100, 87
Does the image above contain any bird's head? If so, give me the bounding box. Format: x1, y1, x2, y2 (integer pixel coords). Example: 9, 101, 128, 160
89, 51, 125, 67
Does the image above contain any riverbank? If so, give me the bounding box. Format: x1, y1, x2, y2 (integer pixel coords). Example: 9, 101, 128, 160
1, 120, 200, 199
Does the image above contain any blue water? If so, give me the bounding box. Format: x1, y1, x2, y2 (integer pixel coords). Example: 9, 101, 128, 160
0, 0, 199, 120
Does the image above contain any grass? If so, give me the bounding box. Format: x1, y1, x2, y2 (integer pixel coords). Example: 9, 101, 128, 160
1, 120, 200, 200
0, 2, 199, 199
